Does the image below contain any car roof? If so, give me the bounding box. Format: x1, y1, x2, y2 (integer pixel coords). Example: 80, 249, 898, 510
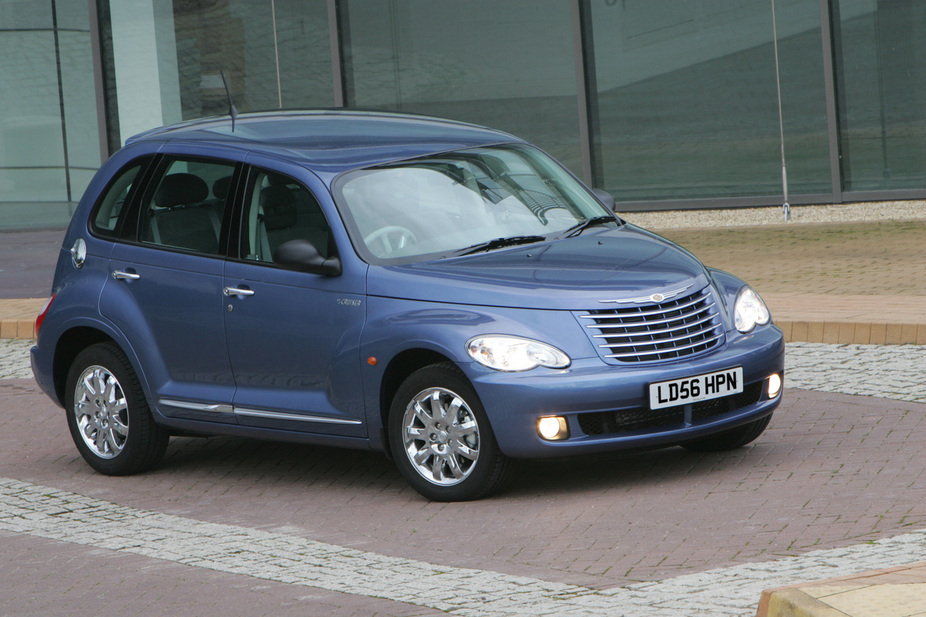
125, 110, 524, 174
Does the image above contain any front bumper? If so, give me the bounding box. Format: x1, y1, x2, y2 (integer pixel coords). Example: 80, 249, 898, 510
467, 325, 784, 458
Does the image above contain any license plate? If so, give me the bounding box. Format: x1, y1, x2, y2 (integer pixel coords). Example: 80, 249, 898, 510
649, 367, 744, 410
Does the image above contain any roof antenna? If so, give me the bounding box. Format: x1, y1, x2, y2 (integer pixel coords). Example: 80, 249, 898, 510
770, 0, 791, 222
220, 70, 238, 132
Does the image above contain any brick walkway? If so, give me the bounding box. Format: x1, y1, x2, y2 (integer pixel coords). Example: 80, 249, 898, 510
2, 353, 926, 615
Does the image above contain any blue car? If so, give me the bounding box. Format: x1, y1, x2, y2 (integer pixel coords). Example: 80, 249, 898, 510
31, 111, 783, 501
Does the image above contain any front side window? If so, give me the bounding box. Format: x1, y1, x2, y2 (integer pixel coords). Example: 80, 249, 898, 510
239, 169, 332, 263
335, 144, 612, 263
138, 158, 236, 255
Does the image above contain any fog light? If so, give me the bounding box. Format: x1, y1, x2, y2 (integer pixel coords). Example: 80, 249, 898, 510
538, 416, 569, 441
767, 373, 782, 398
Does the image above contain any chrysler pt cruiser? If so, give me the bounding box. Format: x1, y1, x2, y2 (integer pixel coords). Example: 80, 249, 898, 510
31, 111, 784, 501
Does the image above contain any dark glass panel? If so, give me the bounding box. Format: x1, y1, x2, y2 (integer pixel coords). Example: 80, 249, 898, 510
586, 0, 830, 202
342, 0, 583, 174
834, 0, 926, 192
172, 0, 333, 119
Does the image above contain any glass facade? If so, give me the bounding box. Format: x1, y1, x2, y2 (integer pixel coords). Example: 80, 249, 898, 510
2, 0, 926, 229
341, 0, 582, 171
586, 0, 830, 202
0, 0, 101, 227
833, 0, 926, 193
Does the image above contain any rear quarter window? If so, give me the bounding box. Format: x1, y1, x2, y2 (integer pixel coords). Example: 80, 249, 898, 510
90, 158, 151, 237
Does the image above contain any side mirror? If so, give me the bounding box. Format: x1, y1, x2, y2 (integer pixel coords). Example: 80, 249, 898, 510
273, 239, 341, 276
592, 188, 617, 212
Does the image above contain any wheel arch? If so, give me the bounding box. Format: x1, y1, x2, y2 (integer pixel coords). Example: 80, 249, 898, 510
52, 326, 119, 405
378, 348, 456, 457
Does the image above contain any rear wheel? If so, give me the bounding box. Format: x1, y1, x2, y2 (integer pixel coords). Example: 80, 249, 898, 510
65, 342, 169, 475
388, 363, 510, 501
681, 415, 772, 452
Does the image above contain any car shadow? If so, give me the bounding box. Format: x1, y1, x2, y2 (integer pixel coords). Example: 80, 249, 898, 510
157, 434, 769, 500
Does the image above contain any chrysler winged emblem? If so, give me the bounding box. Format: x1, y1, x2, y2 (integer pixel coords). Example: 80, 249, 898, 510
600, 284, 693, 305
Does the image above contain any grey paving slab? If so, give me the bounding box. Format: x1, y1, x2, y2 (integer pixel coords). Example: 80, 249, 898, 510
0, 339, 32, 378
785, 343, 926, 403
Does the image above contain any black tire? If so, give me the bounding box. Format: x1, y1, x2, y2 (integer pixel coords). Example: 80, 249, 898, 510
681, 414, 772, 452
388, 363, 510, 501
64, 342, 169, 475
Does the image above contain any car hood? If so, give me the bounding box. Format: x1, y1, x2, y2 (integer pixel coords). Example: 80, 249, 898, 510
366, 224, 711, 310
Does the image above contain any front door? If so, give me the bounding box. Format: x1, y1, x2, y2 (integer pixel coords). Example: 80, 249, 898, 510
223, 166, 366, 436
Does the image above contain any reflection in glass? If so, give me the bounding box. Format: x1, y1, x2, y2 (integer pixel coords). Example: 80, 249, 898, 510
342, 0, 582, 174
833, 0, 926, 192
172, 0, 333, 119
586, 0, 829, 202
336, 145, 610, 262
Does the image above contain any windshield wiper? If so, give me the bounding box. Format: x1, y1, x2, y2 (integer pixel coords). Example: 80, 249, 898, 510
562, 216, 616, 238
457, 235, 547, 256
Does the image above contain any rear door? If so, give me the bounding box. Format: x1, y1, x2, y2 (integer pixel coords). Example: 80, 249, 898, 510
100, 155, 241, 423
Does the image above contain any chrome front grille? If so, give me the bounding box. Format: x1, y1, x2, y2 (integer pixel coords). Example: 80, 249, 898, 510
580, 286, 724, 363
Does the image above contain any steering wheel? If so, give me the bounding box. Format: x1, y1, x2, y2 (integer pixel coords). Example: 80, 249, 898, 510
364, 225, 417, 255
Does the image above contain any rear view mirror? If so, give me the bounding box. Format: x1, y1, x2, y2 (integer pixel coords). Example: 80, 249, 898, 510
273, 239, 341, 276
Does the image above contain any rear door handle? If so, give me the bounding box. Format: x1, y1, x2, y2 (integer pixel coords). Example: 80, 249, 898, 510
223, 286, 255, 298
112, 270, 140, 281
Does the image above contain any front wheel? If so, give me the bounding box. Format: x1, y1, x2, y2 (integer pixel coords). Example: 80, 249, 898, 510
681, 414, 772, 452
388, 363, 510, 501
65, 342, 169, 475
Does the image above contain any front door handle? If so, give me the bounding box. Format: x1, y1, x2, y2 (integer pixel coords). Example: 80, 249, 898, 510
223, 286, 255, 298
112, 270, 140, 281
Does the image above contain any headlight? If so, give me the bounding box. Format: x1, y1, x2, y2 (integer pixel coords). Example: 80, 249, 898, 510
466, 335, 571, 372
734, 286, 771, 333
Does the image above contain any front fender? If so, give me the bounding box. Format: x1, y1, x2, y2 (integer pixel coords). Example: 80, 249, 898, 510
359, 297, 598, 440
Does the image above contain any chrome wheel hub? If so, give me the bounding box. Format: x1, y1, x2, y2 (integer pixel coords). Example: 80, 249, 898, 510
403, 387, 479, 486
74, 366, 129, 459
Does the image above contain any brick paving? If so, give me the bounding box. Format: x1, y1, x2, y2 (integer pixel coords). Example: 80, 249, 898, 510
1, 337, 925, 615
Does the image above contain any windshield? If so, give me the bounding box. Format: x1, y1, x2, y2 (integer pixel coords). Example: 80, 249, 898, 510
334, 144, 615, 263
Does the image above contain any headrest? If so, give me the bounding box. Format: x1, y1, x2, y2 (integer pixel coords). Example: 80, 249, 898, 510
213, 175, 232, 200
259, 186, 297, 230
154, 173, 208, 208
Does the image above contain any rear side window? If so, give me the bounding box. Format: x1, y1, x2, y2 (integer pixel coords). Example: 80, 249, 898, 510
138, 158, 236, 255
91, 159, 149, 237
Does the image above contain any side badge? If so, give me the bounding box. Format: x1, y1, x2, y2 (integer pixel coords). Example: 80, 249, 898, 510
70, 238, 87, 269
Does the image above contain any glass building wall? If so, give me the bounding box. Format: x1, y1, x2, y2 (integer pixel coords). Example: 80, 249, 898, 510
341, 0, 582, 172
2, 0, 926, 230
0, 0, 101, 228
833, 0, 926, 193
585, 0, 830, 202
99, 0, 333, 148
